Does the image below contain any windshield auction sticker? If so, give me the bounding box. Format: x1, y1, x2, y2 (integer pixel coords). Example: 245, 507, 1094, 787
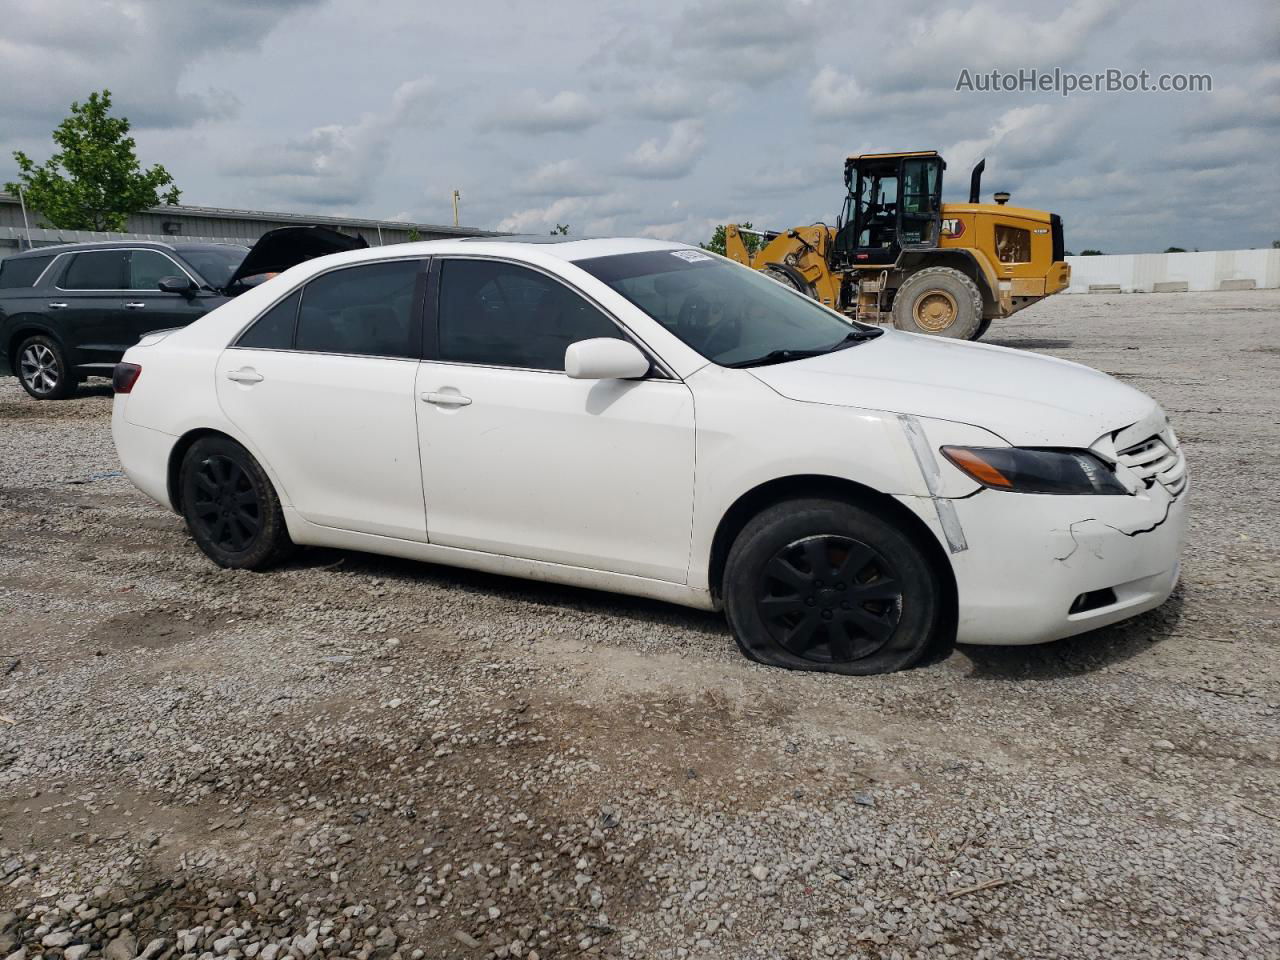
671, 250, 713, 262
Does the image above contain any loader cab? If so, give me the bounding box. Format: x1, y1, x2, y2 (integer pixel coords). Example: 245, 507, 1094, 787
835, 152, 945, 266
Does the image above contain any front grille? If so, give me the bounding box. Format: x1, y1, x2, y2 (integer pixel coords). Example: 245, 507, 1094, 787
1117, 428, 1186, 496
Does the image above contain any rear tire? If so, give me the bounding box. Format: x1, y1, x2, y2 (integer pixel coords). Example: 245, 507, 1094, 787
891, 267, 983, 340
16, 334, 75, 400
763, 266, 812, 297
722, 498, 942, 675
179, 436, 295, 570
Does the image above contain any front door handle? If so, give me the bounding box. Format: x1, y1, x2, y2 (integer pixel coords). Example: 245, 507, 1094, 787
123, 301, 146, 309
47, 302, 69, 309
226, 368, 264, 384
421, 391, 472, 407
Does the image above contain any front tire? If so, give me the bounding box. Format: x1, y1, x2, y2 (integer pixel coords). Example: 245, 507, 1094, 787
16, 335, 75, 400
723, 499, 942, 675
179, 436, 295, 570
891, 267, 983, 340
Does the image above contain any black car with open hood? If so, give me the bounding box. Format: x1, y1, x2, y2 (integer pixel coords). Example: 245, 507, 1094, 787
0, 225, 369, 399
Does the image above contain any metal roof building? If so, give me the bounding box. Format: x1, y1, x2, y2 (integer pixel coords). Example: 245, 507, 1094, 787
0, 192, 500, 253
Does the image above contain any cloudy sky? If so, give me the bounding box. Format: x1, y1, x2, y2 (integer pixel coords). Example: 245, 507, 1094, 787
1, 0, 1276, 253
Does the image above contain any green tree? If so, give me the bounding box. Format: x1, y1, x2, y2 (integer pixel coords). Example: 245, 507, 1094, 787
1164, 246, 1187, 253
6, 89, 181, 232
406, 227, 422, 242
1079, 249, 1105, 256
550, 223, 570, 235
1272, 239, 1279, 249
702, 222, 764, 257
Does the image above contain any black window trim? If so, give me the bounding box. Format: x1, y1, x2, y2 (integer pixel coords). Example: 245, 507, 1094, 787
424, 254, 679, 381
53, 247, 200, 293
228, 256, 431, 362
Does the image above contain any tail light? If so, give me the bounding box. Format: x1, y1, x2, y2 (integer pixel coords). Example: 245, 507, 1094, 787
112, 362, 142, 394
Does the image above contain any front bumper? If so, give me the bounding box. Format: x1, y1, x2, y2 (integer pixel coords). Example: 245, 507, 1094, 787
932, 483, 1187, 646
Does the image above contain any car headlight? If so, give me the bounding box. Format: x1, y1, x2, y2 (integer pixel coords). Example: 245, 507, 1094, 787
941, 446, 1129, 495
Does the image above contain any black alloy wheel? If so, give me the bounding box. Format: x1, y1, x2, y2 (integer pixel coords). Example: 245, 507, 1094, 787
722, 498, 943, 674
179, 435, 295, 569
190, 454, 263, 553
756, 535, 902, 664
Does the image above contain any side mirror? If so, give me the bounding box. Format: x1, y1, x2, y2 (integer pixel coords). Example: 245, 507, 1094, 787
564, 338, 651, 380
157, 275, 196, 296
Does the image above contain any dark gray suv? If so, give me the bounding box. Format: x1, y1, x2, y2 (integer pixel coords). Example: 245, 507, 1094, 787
0, 227, 366, 399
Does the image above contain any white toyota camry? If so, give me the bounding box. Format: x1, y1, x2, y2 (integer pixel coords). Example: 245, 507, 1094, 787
111, 237, 1187, 675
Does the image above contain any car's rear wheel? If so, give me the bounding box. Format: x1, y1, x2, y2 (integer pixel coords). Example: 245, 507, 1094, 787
179, 436, 295, 569
16, 334, 75, 400
723, 498, 942, 674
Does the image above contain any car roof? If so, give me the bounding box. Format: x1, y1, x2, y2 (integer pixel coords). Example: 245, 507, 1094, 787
2, 239, 187, 258
320, 235, 691, 266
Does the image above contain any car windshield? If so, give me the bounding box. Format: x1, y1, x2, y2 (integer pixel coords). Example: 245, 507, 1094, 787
574, 249, 876, 367
177, 246, 249, 288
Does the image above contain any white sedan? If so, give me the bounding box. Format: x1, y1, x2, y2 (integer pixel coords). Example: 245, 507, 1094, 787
111, 237, 1187, 675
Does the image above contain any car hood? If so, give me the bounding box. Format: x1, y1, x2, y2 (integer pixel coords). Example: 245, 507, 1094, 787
223, 225, 368, 291
747, 331, 1157, 447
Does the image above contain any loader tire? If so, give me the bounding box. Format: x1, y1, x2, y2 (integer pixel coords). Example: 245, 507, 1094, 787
891, 267, 983, 340
763, 266, 811, 297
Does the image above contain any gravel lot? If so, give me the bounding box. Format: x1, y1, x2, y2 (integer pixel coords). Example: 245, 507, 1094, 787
2, 290, 1278, 960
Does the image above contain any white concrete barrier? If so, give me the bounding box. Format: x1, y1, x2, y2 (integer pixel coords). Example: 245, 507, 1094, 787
1064, 248, 1280, 293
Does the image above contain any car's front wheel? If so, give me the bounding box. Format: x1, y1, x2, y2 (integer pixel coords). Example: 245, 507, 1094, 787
723, 498, 942, 675
179, 436, 295, 570
16, 334, 75, 400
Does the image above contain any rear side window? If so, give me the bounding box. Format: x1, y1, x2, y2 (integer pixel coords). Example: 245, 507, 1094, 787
237, 290, 300, 350
130, 250, 184, 289
62, 250, 129, 290
0, 255, 55, 289
437, 259, 621, 370
294, 260, 421, 358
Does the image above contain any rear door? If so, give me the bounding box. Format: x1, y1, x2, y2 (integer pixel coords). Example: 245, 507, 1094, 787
54, 249, 131, 369
215, 257, 429, 540
125, 249, 211, 336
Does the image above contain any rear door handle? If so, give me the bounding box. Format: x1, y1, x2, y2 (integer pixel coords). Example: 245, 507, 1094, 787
421, 391, 471, 407
48, 302, 69, 309
123, 301, 146, 309
226, 368, 264, 384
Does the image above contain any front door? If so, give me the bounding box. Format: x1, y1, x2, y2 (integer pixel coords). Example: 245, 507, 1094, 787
416, 257, 696, 583
214, 258, 429, 540
123, 249, 211, 338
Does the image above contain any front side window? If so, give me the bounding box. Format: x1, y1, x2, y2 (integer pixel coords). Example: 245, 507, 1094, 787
576, 250, 866, 367
130, 250, 184, 289
178, 246, 248, 288
61, 250, 128, 290
437, 259, 621, 370
294, 260, 421, 358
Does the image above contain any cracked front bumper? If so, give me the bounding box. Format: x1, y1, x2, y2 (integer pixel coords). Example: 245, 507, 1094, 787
938, 483, 1188, 646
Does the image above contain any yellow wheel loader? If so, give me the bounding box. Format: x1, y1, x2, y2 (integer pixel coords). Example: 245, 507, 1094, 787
723, 151, 1070, 340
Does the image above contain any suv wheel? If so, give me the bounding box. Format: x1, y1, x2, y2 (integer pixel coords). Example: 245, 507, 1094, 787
16, 335, 75, 400
723, 498, 942, 675
179, 436, 296, 569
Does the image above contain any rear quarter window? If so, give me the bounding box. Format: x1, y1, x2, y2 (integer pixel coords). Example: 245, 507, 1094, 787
0, 255, 55, 289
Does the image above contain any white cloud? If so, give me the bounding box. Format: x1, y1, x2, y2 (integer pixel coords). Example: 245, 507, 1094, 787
808, 66, 865, 119
219, 77, 436, 207
620, 119, 706, 179
516, 159, 609, 197
494, 89, 602, 134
